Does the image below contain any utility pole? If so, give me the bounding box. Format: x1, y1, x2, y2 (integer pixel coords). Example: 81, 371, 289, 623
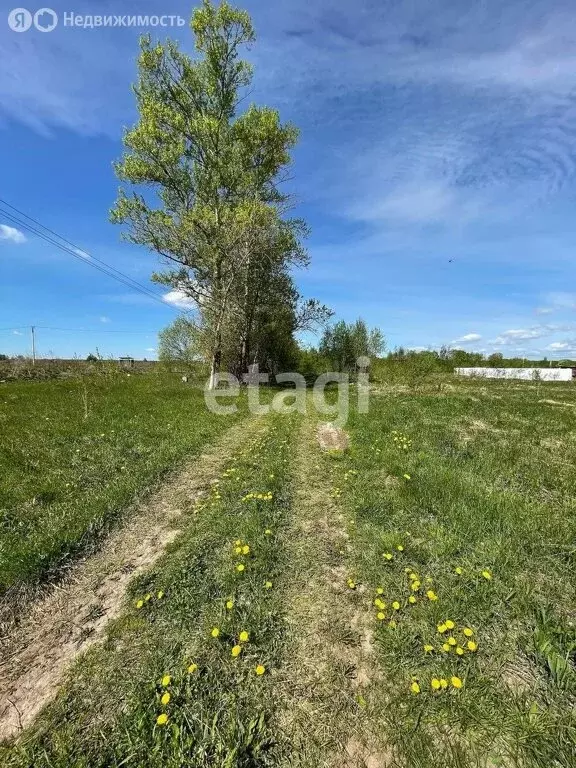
31, 325, 36, 365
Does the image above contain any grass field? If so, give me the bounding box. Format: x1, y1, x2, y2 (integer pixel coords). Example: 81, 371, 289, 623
0, 373, 244, 595
1, 376, 576, 767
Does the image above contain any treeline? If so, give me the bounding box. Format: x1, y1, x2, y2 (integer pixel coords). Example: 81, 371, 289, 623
112, 0, 330, 388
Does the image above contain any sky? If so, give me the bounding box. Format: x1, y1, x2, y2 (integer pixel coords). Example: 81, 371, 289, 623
3, 0, 576, 360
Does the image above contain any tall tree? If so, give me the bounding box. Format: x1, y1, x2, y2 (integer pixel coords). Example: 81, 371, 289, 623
111, 0, 306, 387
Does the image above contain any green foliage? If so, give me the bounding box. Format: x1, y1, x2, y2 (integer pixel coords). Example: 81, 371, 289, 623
158, 316, 205, 366
319, 318, 384, 372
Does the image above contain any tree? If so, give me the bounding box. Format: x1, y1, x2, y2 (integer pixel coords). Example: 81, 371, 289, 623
111, 1, 313, 387
158, 316, 205, 365
319, 319, 385, 372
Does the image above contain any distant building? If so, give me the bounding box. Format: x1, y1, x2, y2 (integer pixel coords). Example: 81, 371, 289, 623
119, 356, 135, 368
455, 367, 574, 381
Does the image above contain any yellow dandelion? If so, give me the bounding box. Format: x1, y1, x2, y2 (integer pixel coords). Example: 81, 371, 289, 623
234, 539, 242, 546
347, 579, 356, 589
161, 675, 171, 687
442, 642, 451, 652
463, 627, 474, 637
242, 545, 250, 555
265, 581, 273, 589
231, 645, 242, 657
388, 619, 397, 629
467, 640, 478, 652
437, 623, 447, 633
440, 678, 448, 689
136, 599, 144, 609
397, 545, 404, 551
226, 600, 234, 610
409, 572, 418, 581
423, 644, 434, 653
187, 663, 198, 674
482, 570, 492, 580
144, 594, 151, 603
455, 567, 463, 575
392, 601, 401, 611
236, 563, 245, 572
403, 474, 411, 480
408, 595, 417, 604
426, 590, 438, 601
411, 581, 421, 591
161, 692, 170, 705
431, 678, 441, 690
157, 591, 164, 599
255, 664, 266, 676
234, 546, 242, 555
383, 553, 393, 561
410, 681, 420, 694
211, 627, 220, 638
376, 587, 384, 595
156, 713, 169, 726
451, 676, 463, 689
377, 612, 386, 620
447, 637, 457, 646
239, 630, 249, 643
445, 620, 455, 630
456, 646, 465, 656
265, 529, 272, 535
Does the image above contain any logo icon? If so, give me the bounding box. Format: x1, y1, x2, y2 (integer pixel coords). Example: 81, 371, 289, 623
34, 7, 57, 31
8, 8, 32, 31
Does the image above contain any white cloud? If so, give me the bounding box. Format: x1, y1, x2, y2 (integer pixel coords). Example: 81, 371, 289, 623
493, 328, 546, 344
145, 347, 156, 353
163, 290, 196, 310
0, 224, 26, 244
548, 341, 572, 351
451, 332, 482, 344
74, 247, 90, 259
535, 307, 554, 315
99, 316, 111, 323
12, 330, 23, 336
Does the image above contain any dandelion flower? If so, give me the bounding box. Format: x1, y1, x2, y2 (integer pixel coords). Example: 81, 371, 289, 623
265, 581, 273, 589
187, 663, 198, 674
482, 570, 492, 580
157, 591, 164, 599
236, 564, 245, 572
265, 529, 272, 535
242, 545, 250, 555
234, 546, 242, 555
437, 623, 447, 634
409, 573, 418, 581
136, 599, 144, 609
211, 627, 220, 638
239, 631, 249, 643
423, 644, 434, 653
226, 600, 234, 610
410, 681, 420, 694
392, 601, 401, 611
234, 539, 242, 546
463, 627, 474, 637
376, 587, 384, 595
388, 620, 397, 629
447, 637, 457, 646
456, 646, 465, 656
347, 579, 356, 589
231, 645, 242, 657
255, 664, 266, 675
161, 692, 170, 705
161, 675, 171, 687
455, 567, 463, 575
466, 641, 478, 652
442, 643, 451, 652
411, 581, 421, 591
377, 612, 386, 620
445, 620, 455, 630
440, 678, 448, 689
156, 713, 169, 726
408, 595, 417, 604
383, 553, 393, 561
403, 474, 411, 480
431, 678, 441, 690
397, 545, 404, 551
451, 676, 463, 689
426, 590, 438, 601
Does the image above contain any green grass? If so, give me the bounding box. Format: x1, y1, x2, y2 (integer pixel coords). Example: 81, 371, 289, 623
1, 412, 299, 767
330, 379, 576, 767
0, 372, 244, 593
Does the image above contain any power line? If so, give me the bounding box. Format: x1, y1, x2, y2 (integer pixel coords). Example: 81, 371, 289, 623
0, 325, 156, 334
0, 199, 185, 313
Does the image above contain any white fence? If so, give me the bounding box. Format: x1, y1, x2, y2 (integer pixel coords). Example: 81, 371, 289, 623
454, 367, 574, 381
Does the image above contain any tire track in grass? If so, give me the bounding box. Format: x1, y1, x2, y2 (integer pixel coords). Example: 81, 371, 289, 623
1, 413, 300, 767
275, 414, 390, 768
0, 414, 267, 744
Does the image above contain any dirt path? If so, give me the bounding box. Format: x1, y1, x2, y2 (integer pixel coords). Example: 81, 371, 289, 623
0, 415, 264, 742
276, 416, 388, 768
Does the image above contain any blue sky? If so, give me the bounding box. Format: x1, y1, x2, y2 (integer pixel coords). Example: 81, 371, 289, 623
3, 0, 576, 359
